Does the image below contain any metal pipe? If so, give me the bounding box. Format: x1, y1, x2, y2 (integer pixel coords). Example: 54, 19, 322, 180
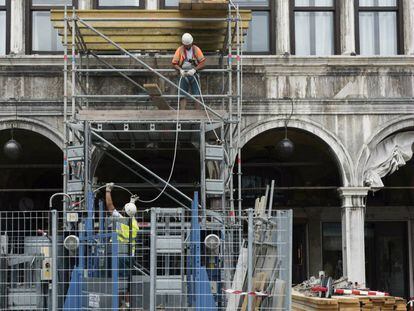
268, 179, 275, 216
103, 151, 189, 209
63, 5, 69, 219
51, 210, 58, 311
49, 192, 72, 208
236, 3, 243, 248
74, 94, 230, 99
91, 130, 193, 203
71, 8, 76, 118
200, 121, 206, 227
227, 5, 235, 218
0, 188, 62, 192
150, 208, 156, 311
247, 208, 254, 311
76, 18, 227, 122
74, 68, 230, 73
78, 17, 230, 22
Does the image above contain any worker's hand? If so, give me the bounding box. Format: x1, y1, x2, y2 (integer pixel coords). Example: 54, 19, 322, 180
187, 68, 196, 76
130, 194, 139, 203
105, 182, 114, 192
180, 69, 187, 77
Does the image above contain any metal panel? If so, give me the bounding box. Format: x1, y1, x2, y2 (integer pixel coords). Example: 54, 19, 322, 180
206, 144, 224, 161
206, 179, 225, 195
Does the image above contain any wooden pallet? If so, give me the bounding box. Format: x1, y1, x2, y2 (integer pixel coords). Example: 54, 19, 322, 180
51, 9, 251, 52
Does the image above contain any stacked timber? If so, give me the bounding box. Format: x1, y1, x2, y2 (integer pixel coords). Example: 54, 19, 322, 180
292, 291, 407, 311
50, 9, 251, 52
179, 0, 228, 10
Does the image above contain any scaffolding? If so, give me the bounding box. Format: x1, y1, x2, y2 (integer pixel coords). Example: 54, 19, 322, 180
59, 3, 247, 238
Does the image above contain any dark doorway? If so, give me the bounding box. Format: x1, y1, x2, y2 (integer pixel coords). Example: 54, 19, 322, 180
293, 223, 308, 284
365, 222, 409, 298
0, 129, 62, 211
239, 127, 343, 283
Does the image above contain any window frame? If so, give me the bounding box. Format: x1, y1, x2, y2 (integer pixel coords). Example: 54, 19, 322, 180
159, 0, 276, 55
354, 0, 404, 55
0, 0, 10, 55
290, 0, 340, 55
93, 0, 145, 9
26, 0, 78, 54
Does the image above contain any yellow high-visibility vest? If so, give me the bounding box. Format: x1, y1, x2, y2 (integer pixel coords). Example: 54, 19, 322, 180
117, 217, 139, 244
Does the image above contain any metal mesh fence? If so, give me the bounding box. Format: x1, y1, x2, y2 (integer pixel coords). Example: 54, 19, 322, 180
0, 205, 292, 310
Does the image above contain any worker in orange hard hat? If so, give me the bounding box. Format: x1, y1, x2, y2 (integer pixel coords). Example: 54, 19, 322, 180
172, 33, 206, 109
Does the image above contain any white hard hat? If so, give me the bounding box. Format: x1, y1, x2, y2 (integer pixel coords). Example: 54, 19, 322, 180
182, 33, 193, 45
124, 202, 137, 217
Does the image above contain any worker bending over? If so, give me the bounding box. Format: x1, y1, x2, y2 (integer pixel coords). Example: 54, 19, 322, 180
172, 33, 206, 109
105, 182, 139, 309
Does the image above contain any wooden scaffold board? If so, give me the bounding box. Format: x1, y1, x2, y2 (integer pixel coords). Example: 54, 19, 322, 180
51, 8, 251, 53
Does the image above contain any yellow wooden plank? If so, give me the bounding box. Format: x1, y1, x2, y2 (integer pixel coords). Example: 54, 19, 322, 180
58, 28, 228, 36
51, 9, 251, 52
52, 21, 251, 29
64, 35, 245, 47
73, 43, 227, 51
50, 9, 252, 20
143, 83, 172, 110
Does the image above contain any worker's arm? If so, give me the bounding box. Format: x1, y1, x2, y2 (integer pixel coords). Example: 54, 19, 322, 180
195, 60, 205, 71
173, 64, 182, 72
105, 183, 115, 214
194, 46, 206, 72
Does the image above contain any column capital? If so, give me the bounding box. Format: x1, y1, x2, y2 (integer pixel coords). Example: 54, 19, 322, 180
337, 187, 369, 208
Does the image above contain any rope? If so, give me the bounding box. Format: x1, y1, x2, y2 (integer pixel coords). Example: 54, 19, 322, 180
135, 76, 181, 203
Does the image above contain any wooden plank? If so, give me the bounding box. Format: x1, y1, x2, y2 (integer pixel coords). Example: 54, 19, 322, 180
51, 9, 251, 18
226, 247, 248, 311
241, 272, 268, 311
51, 9, 251, 52
144, 83, 171, 110
77, 109, 227, 121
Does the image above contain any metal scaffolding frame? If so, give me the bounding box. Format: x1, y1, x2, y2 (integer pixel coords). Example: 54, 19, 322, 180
61, 3, 244, 237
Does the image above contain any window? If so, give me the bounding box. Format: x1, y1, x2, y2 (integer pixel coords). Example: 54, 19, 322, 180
234, 0, 274, 53
159, 0, 275, 54
356, 0, 403, 55
95, 0, 144, 9
159, 0, 178, 8
28, 0, 76, 54
0, 0, 9, 55
291, 0, 339, 55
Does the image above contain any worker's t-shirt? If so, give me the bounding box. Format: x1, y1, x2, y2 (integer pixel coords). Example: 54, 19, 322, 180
172, 45, 206, 67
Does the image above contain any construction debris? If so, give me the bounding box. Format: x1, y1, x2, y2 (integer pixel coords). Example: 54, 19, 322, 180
292, 274, 406, 311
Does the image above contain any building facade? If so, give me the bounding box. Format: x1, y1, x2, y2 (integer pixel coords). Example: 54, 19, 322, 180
0, 0, 413, 299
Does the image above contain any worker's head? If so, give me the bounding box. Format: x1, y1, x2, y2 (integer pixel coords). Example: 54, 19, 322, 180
182, 33, 193, 49
123, 195, 138, 217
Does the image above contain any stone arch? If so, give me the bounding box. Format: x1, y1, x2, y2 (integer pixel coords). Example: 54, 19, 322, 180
240, 117, 354, 187
0, 117, 64, 150
356, 115, 414, 186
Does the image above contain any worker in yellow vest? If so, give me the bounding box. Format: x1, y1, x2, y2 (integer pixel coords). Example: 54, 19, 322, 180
105, 182, 139, 308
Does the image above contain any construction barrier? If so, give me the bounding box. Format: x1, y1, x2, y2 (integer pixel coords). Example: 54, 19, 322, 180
0, 202, 293, 310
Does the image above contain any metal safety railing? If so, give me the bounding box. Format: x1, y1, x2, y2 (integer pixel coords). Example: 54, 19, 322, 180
0, 204, 292, 310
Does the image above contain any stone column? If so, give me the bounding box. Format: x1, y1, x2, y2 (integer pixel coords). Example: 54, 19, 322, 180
147, 0, 158, 10
275, 0, 290, 54
338, 187, 369, 287
403, 0, 414, 55
340, 0, 356, 55
10, 0, 25, 54
79, 0, 93, 10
